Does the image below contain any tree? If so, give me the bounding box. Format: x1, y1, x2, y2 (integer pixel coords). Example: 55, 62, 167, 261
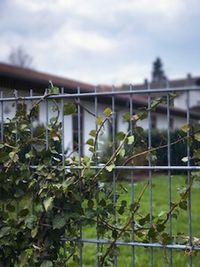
8, 46, 33, 68
151, 57, 166, 82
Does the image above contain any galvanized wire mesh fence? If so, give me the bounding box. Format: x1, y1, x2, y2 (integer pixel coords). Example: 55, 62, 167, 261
1, 85, 200, 266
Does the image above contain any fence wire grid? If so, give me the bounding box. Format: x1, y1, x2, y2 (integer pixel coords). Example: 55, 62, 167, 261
1, 85, 200, 267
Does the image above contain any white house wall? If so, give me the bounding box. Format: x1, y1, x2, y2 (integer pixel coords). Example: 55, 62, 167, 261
82, 101, 111, 155
39, 100, 73, 152
174, 91, 200, 108
0, 87, 197, 156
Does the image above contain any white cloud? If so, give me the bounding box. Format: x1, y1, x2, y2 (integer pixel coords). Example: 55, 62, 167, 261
0, 0, 200, 85
56, 27, 116, 52
14, 0, 185, 19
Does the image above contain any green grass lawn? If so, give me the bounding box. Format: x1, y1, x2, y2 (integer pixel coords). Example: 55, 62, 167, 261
68, 174, 200, 267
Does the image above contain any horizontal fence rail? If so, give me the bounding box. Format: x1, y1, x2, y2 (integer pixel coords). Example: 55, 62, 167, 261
0, 85, 200, 101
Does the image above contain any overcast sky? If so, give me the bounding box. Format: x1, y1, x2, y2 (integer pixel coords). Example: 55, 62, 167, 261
0, 0, 200, 85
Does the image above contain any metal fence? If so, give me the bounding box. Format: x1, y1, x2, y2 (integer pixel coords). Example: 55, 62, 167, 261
1, 85, 200, 266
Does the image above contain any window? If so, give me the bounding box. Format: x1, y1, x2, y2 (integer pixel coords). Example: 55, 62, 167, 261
16, 102, 27, 116
151, 114, 157, 129
72, 107, 83, 154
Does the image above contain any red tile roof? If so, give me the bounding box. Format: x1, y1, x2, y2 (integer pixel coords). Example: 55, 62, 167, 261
0, 62, 94, 92
0, 62, 199, 119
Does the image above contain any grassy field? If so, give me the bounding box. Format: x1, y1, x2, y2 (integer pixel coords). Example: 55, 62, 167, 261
68, 174, 200, 267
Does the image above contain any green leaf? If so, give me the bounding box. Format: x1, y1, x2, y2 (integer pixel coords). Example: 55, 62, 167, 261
103, 107, 112, 116
53, 215, 66, 229
181, 124, 190, 133
148, 227, 157, 239
64, 103, 76, 115
0, 227, 10, 238
86, 138, 94, 146
194, 133, 200, 142
106, 163, 115, 172
116, 131, 126, 141
88, 199, 94, 209
6, 203, 15, 212
96, 116, 103, 125
156, 224, 165, 232
161, 232, 171, 244
25, 151, 34, 159
25, 215, 37, 229
119, 148, 125, 157
137, 111, 147, 120
89, 147, 94, 153
194, 148, 200, 159
89, 130, 96, 137
9, 151, 19, 162
31, 227, 38, 238
139, 213, 150, 226
158, 211, 166, 217
43, 197, 54, 211
151, 99, 160, 109
18, 208, 29, 217
20, 124, 28, 131
179, 200, 187, 210
112, 229, 118, 239
40, 260, 53, 267
0, 143, 4, 149
127, 135, 134, 145
123, 112, 131, 121
49, 86, 59, 94
118, 206, 125, 215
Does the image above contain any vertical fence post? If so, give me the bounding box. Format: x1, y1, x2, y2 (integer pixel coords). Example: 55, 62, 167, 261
186, 90, 193, 267
0, 91, 3, 143
166, 80, 173, 267
94, 87, 101, 267
112, 85, 118, 267
129, 84, 135, 267
77, 86, 83, 267
147, 81, 154, 267
0, 91, 4, 212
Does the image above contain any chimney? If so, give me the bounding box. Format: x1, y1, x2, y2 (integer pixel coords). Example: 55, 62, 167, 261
144, 78, 148, 88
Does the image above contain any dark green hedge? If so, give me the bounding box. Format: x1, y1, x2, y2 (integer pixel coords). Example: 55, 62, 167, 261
133, 129, 200, 173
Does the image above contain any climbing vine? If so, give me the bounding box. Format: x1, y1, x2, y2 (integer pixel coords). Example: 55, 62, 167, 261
0, 88, 199, 267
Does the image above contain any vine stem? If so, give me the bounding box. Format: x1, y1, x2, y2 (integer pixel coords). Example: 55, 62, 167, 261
99, 181, 148, 266
161, 176, 194, 226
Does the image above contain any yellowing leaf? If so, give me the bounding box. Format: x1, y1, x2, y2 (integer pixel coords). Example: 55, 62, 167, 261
181, 156, 188, 163
9, 151, 19, 162
128, 135, 135, 145
123, 112, 131, 121
43, 197, 54, 211
103, 107, 112, 116
96, 116, 103, 125
181, 124, 190, 133
0, 144, 4, 149
89, 130, 96, 137
40, 260, 53, 267
106, 163, 115, 172
119, 148, 125, 157
195, 133, 200, 142
31, 227, 38, 238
